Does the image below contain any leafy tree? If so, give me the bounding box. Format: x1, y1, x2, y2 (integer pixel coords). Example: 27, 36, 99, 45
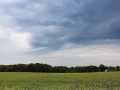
0, 63, 119, 73
116, 66, 120, 71
99, 64, 105, 72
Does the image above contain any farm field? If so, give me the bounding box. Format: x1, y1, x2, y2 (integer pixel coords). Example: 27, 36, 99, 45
0, 72, 120, 90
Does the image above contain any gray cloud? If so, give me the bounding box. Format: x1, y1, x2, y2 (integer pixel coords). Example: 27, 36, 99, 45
28, 0, 120, 51
1, 0, 120, 51
1, 0, 120, 66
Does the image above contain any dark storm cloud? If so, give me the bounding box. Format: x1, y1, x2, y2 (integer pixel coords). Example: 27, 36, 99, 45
108, 19, 120, 39
29, 0, 120, 50
1, 0, 120, 50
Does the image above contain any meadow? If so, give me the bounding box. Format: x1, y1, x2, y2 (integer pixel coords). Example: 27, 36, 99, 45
0, 72, 120, 90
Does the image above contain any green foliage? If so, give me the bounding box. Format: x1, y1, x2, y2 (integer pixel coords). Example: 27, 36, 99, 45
0, 72, 120, 90
0, 63, 119, 72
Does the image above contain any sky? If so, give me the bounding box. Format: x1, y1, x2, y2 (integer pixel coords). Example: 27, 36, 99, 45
0, 0, 120, 66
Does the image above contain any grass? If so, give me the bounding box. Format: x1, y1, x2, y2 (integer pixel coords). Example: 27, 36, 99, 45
0, 72, 120, 90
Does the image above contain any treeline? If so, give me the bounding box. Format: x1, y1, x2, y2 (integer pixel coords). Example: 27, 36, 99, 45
0, 63, 119, 72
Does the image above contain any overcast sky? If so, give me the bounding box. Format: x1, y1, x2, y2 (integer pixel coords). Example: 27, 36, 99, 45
0, 0, 120, 66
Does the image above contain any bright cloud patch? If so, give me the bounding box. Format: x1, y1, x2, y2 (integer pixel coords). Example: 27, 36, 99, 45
0, 26, 31, 52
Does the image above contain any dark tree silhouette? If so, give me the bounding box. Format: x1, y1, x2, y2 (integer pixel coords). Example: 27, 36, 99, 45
0, 63, 119, 72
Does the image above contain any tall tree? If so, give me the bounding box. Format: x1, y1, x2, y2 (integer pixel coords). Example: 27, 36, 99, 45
99, 64, 105, 72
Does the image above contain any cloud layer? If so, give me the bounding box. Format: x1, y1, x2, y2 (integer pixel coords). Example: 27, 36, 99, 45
0, 0, 120, 66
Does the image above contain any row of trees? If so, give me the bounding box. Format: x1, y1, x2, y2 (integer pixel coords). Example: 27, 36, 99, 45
0, 63, 119, 72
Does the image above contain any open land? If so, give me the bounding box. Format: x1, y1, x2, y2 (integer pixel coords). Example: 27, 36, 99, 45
0, 72, 120, 90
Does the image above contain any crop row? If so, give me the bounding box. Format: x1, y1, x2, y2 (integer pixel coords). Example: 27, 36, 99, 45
0, 72, 120, 90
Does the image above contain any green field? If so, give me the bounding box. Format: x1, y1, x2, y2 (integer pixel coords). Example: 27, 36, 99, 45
0, 72, 120, 90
